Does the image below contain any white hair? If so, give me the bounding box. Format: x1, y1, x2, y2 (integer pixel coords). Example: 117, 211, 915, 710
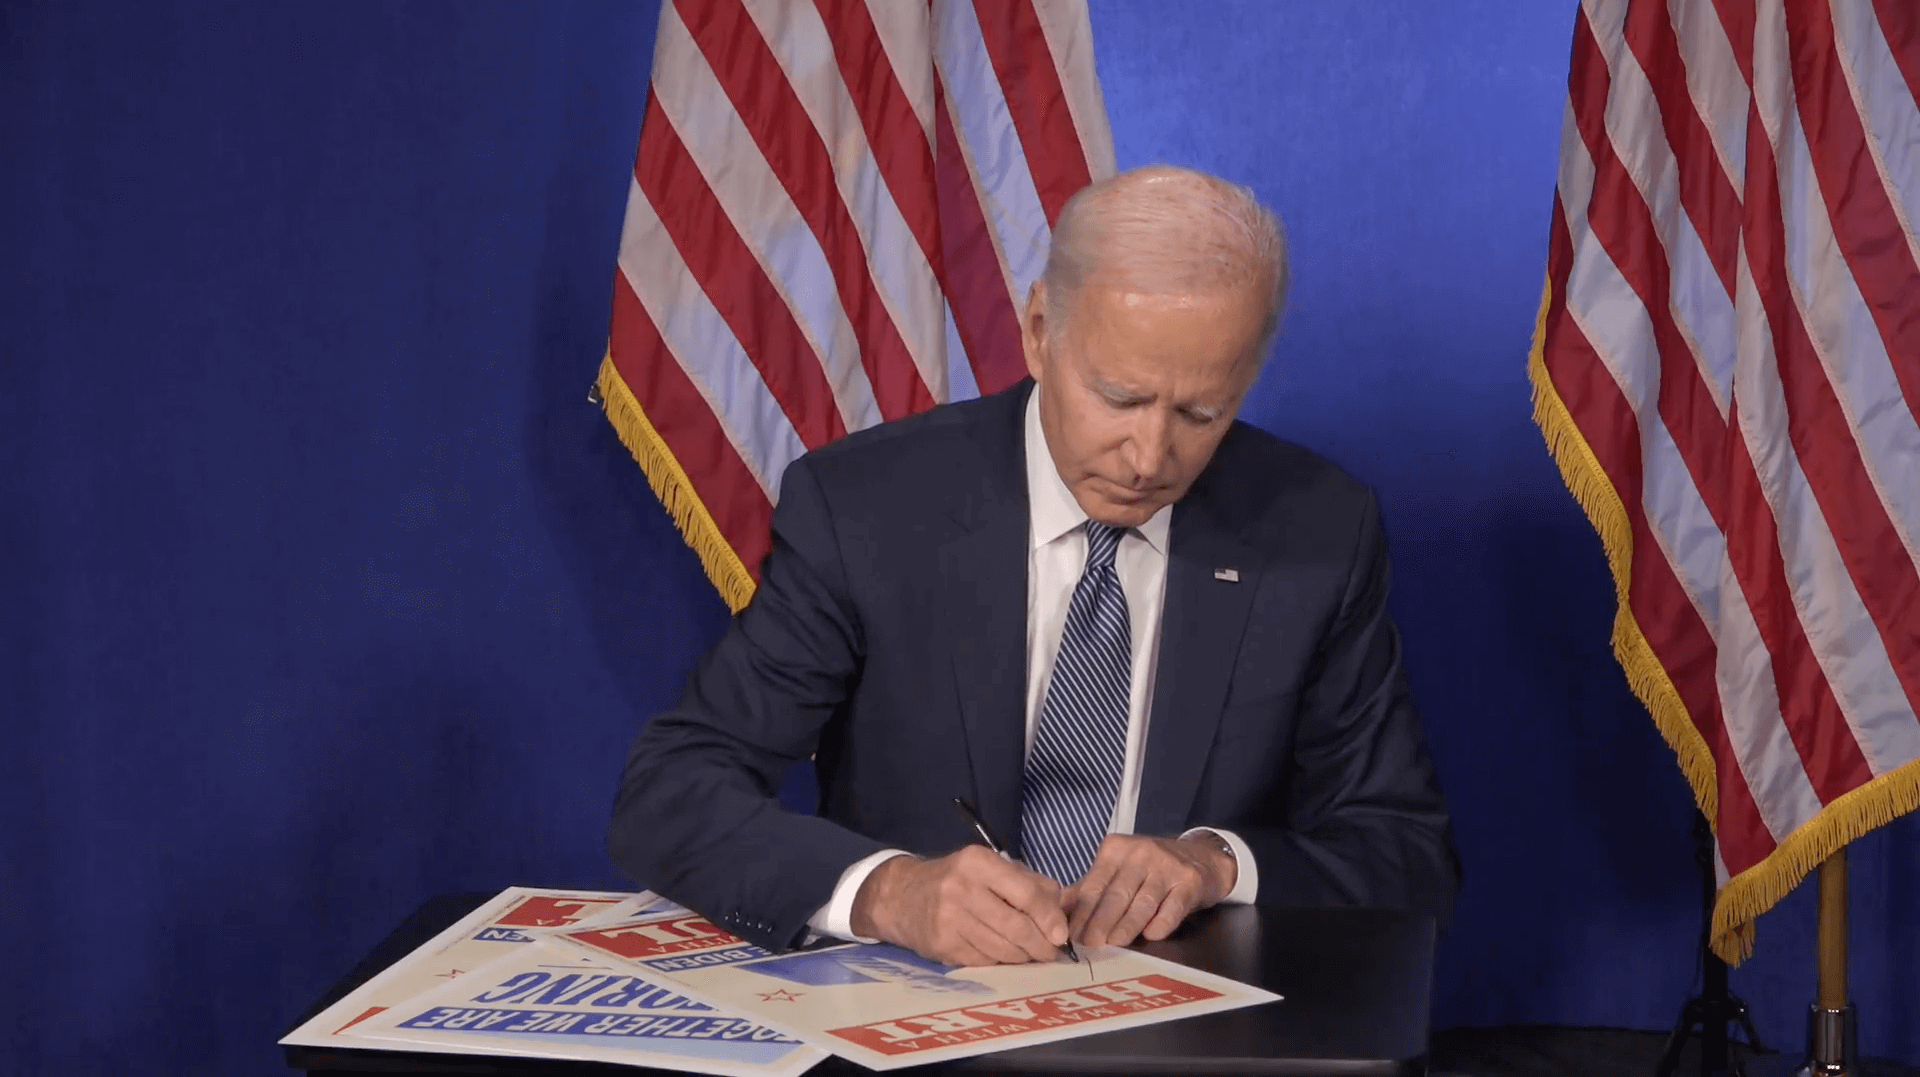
1038, 164, 1287, 357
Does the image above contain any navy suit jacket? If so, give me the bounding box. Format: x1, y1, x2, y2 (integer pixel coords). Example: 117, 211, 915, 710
608, 379, 1457, 950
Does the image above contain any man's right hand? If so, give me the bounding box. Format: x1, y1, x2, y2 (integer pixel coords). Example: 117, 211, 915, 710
848, 846, 1070, 966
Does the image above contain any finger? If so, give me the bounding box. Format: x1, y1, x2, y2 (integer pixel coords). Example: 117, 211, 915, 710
1080, 857, 1151, 946
1140, 880, 1199, 942
1066, 841, 1126, 941
955, 914, 1035, 965
982, 866, 1068, 950
1065, 881, 1096, 943
970, 885, 1065, 963
1107, 879, 1172, 947
933, 844, 1044, 952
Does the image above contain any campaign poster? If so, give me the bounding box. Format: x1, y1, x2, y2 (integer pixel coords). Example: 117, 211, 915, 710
550, 910, 1280, 1070
350, 938, 826, 1077
280, 886, 672, 1053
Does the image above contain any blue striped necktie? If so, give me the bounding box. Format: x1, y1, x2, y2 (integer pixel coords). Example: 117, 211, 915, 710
1020, 520, 1132, 885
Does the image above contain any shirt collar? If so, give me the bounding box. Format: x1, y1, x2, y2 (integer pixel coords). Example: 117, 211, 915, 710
1024, 386, 1171, 554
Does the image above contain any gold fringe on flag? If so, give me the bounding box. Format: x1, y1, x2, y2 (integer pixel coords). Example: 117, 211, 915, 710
594, 350, 756, 614
1527, 275, 1920, 963
1713, 762, 1920, 964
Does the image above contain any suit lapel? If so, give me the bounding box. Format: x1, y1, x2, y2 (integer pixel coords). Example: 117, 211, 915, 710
938, 382, 1033, 850
1135, 489, 1259, 838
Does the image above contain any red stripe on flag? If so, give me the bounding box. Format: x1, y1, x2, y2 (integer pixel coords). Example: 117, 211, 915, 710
609, 273, 774, 578
1776, 0, 1920, 714
1791, 0, 1920, 453
1568, 12, 1731, 519
1710, 0, 1757, 87
814, 0, 944, 271
934, 73, 1029, 394
969, 0, 1092, 223
813, 0, 984, 393
1570, 10, 1875, 801
1708, 72, 1879, 798
1721, 404, 1876, 800
1540, 202, 1775, 868
1870, 0, 1920, 106
634, 95, 847, 449
1623, 0, 1743, 297
677, 0, 936, 422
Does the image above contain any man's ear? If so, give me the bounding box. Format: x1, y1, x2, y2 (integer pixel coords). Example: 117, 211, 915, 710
1020, 281, 1049, 381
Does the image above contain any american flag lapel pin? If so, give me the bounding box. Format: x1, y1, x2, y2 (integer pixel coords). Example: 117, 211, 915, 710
1213, 567, 1240, 583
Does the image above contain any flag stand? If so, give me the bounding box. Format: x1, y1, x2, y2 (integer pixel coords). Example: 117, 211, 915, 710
1742, 848, 1875, 1077
1657, 812, 1765, 1077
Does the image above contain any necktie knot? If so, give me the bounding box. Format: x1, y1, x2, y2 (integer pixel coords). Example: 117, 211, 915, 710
1084, 521, 1124, 572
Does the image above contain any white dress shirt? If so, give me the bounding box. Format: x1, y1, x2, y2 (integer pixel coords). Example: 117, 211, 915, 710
807, 388, 1259, 941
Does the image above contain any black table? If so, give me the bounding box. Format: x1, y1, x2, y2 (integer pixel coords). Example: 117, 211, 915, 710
284, 894, 1435, 1076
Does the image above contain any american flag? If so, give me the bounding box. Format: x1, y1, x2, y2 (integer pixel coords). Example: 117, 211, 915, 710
596, 0, 1114, 612
1532, 0, 1920, 962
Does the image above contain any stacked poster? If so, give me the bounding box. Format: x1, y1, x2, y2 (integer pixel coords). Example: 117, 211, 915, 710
549, 906, 1280, 1070
282, 887, 649, 1053
286, 887, 1280, 1073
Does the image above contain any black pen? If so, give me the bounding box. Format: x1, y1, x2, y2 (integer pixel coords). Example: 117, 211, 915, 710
951, 797, 1080, 963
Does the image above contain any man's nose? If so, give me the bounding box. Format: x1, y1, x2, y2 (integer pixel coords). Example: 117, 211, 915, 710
1120, 410, 1173, 484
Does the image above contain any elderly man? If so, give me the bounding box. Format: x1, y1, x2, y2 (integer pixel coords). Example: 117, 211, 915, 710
608, 165, 1457, 966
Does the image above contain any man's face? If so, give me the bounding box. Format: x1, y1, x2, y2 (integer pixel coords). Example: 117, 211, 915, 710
1021, 280, 1265, 528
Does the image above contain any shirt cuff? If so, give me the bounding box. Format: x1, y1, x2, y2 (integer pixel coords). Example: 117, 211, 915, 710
805, 849, 914, 943
1181, 827, 1259, 905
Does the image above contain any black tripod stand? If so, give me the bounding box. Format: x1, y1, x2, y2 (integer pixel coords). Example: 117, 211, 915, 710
1655, 812, 1768, 1077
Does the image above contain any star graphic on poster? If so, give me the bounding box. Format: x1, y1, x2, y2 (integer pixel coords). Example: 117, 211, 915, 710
756, 989, 803, 1002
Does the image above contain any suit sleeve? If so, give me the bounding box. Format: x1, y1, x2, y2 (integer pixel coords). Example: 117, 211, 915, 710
1232, 493, 1460, 922
606, 456, 886, 950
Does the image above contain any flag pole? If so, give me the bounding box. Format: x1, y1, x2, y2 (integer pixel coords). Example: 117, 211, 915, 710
1816, 850, 1846, 1013
1745, 847, 1870, 1077
1807, 849, 1855, 1076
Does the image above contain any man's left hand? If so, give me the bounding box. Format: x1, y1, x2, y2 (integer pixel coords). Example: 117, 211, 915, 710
1063, 833, 1236, 947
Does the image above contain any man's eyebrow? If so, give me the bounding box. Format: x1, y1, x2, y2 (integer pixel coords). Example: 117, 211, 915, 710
1090, 376, 1151, 402
1092, 376, 1231, 418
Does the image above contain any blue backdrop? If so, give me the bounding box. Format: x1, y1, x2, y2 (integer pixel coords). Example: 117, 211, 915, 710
4, 2, 1915, 1074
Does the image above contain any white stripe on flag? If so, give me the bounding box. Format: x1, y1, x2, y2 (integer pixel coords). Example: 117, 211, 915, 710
1557, 104, 1727, 639
1713, 545, 1826, 842
651, 3, 884, 433
1560, 200, 1727, 637
1771, 36, 1920, 572
618, 179, 807, 500
863, 0, 936, 146
1829, 1, 1920, 279
943, 302, 980, 402
1558, 113, 1826, 840
933, 0, 1054, 307
1667, 0, 1747, 191
1587, 0, 1735, 412
1731, 247, 1920, 779
1737, 8, 1920, 777
1031, 0, 1117, 180
740, 0, 951, 402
